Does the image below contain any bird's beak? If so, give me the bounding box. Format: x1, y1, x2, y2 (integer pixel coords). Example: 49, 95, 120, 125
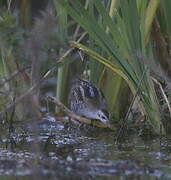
92, 119, 111, 128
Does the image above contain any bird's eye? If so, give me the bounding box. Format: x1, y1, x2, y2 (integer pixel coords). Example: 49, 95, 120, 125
102, 116, 106, 119
102, 109, 109, 119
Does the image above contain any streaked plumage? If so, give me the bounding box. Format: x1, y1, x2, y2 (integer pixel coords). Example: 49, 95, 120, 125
68, 78, 109, 124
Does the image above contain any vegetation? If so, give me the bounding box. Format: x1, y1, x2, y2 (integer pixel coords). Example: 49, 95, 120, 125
0, 0, 171, 135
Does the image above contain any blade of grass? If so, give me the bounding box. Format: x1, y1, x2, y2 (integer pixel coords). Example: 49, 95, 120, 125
59, 0, 164, 134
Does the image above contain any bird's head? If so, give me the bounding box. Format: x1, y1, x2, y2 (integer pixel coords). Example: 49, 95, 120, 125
85, 108, 110, 125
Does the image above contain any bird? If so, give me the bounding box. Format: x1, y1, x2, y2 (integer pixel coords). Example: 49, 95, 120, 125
68, 78, 110, 125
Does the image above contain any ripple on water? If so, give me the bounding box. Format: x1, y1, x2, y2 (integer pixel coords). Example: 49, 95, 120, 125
0, 123, 171, 179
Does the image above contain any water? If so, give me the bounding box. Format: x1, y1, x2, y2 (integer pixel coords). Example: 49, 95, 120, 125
0, 117, 171, 180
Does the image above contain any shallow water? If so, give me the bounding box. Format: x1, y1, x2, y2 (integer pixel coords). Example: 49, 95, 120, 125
0, 118, 171, 180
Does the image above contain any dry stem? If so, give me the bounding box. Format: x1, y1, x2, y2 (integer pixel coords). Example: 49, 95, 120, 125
152, 77, 171, 115
47, 95, 110, 128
